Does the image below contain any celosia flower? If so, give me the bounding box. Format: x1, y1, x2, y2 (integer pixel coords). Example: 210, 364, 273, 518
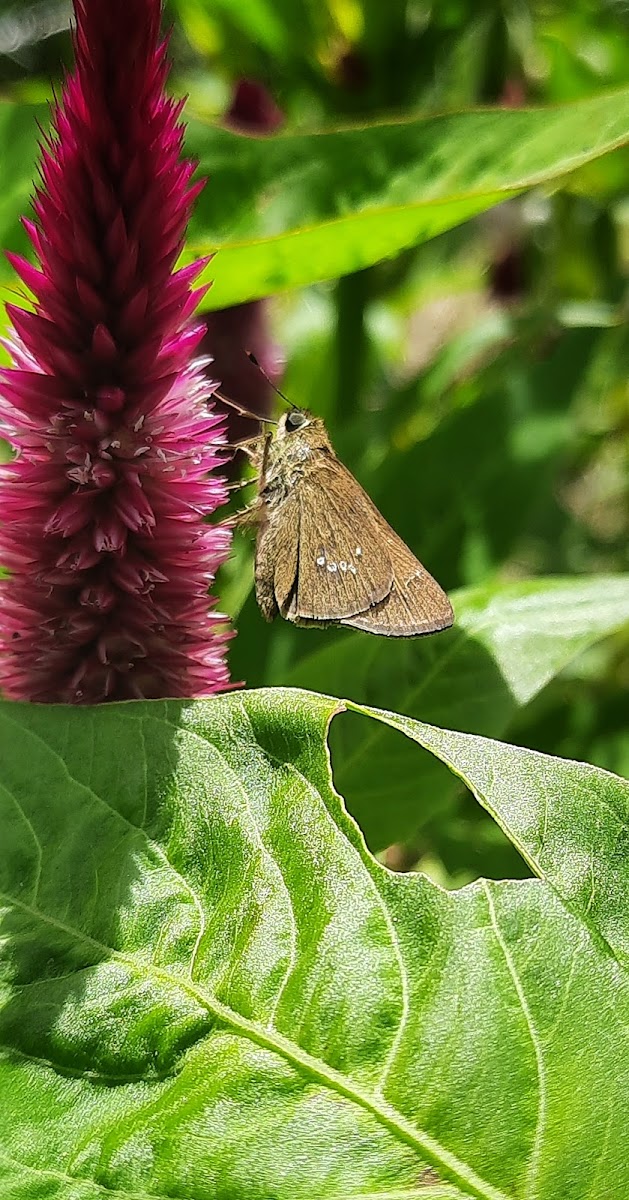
0, 0, 231, 702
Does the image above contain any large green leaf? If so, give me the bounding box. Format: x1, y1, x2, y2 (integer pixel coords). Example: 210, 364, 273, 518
185, 88, 629, 307
0, 689, 627, 1198
0, 91, 627, 311
285, 575, 629, 849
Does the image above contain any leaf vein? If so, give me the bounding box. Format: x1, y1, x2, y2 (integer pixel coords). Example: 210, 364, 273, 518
0, 782, 43, 905
483, 882, 546, 1200
0, 887, 509, 1200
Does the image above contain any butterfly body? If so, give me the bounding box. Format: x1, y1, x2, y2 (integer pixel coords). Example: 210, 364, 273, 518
250, 410, 453, 637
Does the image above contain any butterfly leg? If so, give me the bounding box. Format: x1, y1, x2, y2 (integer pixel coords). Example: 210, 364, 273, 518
221, 434, 265, 460
220, 498, 262, 530
225, 475, 258, 494
214, 389, 277, 427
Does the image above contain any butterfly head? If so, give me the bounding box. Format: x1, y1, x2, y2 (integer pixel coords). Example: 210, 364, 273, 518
260, 410, 334, 485
283, 408, 310, 432
275, 409, 332, 452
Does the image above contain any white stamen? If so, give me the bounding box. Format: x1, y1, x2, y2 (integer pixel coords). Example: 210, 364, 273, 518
349, 565, 357, 575
355, 546, 362, 557
339, 561, 347, 571
316, 555, 325, 567
327, 562, 337, 573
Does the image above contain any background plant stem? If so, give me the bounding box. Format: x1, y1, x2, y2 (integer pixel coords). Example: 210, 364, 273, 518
334, 268, 370, 424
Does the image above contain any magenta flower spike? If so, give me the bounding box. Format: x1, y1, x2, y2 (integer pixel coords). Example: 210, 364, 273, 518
0, 0, 231, 703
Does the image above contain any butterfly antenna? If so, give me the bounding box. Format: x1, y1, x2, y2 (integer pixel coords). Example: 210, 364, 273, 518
214, 389, 277, 426
246, 351, 298, 410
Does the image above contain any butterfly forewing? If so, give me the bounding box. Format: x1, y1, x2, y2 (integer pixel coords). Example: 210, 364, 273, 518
292, 465, 394, 622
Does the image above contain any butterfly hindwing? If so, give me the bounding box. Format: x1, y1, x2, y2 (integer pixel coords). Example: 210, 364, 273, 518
254, 496, 299, 621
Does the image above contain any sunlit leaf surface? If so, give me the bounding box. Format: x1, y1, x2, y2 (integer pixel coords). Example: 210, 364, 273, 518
185, 88, 629, 306
0, 688, 627, 1198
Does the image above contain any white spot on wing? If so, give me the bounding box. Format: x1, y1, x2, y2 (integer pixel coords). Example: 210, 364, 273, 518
339, 561, 347, 571
349, 565, 357, 575
355, 546, 362, 557
316, 555, 325, 567
327, 562, 337, 573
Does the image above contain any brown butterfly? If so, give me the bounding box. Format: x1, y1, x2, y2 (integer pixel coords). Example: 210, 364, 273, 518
242, 409, 453, 637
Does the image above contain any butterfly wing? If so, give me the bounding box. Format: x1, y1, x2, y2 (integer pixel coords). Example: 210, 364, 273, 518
254, 496, 300, 622
289, 464, 394, 623
255, 456, 453, 637
341, 524, 454, 636
297, 462, 453, 635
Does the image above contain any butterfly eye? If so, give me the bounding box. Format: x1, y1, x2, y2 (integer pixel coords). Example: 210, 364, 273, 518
286, 410, 308, 430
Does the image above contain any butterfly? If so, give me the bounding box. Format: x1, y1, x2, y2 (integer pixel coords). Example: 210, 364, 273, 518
248, 408, 453, 637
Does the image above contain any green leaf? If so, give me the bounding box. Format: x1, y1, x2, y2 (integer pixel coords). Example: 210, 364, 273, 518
368, 325, 603, 589
185, 88, 629, 307
285, 575, 629, 849
355, 699, 629, 968
0, 102, 46, 277
176, 0, 295, 57
0, 91, 627, 313
1, 689, 628, 1198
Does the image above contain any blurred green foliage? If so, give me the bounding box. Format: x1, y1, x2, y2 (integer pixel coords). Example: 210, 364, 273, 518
0, 0, 627, 884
